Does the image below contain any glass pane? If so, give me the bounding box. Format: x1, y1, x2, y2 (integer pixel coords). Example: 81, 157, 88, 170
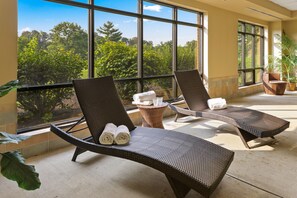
143, 78, 174, 100
260, 27, 264, 36
115, 80, 137, 109
177, 25, 198, 71
238, 22, 244, 32
17, 87, 82, 130
94, 12, 138, 78
143, 1, 172, 19
255, 36, 261, 68
95, 0, 137, 13
255, 26, 264, 36
238, 71, 244, 86
255, 69, 263, 83
238, 34, 243, 69
143, 21, 172, 77
245, 35, 253, 68
245, 24, 253, 33
18, 1, 88, 86
255, 26, 261, 35
178, 9, 197, 24
245, 72, 253, 83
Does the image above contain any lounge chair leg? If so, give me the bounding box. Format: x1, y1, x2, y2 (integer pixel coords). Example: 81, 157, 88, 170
235, 128, 258, 149
72, 147, 87, 162
174, 113, 188, 122
174, 113, 180, 122
166, 175, 191, 198
71, 136, 94, 161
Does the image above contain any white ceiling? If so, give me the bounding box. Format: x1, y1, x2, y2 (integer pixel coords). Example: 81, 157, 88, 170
270, 0, 297, 11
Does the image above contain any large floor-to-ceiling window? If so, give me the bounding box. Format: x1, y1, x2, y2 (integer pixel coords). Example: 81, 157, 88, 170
238, 21, 264, 86
17, 0, 203, 132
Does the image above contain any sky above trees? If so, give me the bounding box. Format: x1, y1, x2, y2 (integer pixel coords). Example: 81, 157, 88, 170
18, 0, 197, 46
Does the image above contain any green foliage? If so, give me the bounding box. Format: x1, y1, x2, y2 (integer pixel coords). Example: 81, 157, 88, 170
0, 83, 41, 191
1, 151, 41, 190
0, 80, 19, 97
97, 21, 122, 42
275, 33, 297, 82
49, 22, 88, 58
177, 41, 197, 70
18, 30, 49, 52
18, 35, 86, 122
95, 41, 137, 78
17, 21, 197, 121
265, 55, 281, 73
143, 44, 167, 76
95, 41, 137, 100
154, 41, 172, 74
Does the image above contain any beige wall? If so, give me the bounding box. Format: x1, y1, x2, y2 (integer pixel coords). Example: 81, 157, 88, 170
282, 20, 297, 41
0, 0, 18, 134
268, 21, 282, 58
268, 20, 297, 56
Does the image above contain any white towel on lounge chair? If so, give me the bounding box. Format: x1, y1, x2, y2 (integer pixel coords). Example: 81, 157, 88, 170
133, 91, 156, 102
207, 98, 227, 110
99, 123, 117, 145
114, 125, 131, 145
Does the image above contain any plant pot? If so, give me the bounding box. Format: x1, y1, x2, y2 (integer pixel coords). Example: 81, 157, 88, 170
286, 82, 296, 91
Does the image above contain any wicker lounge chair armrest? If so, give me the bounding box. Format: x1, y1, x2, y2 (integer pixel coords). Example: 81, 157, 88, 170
168, 103, 197, 116
171, 100, 185, 105
50, 124, 112, 154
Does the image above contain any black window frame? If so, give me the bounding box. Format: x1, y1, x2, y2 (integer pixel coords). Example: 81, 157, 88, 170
17, 0, 204, 133
238, 21, 264, 86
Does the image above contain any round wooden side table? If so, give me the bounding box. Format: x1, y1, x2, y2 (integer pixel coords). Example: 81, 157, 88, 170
137, 103, 168, 129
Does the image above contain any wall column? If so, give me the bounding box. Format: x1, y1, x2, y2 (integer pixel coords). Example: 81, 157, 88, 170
0, 0, 18, 134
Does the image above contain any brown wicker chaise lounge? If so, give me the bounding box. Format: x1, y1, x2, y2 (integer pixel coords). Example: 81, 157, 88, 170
50, 76, 234, 198
169, 70, 290, 149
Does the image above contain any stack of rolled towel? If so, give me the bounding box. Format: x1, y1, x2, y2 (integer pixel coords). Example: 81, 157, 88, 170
207, 98, 227, 110
132, 90, 156, 106
99, 123, 131, 145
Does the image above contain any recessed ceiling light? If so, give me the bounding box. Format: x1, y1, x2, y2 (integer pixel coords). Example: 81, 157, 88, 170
270, 0, 297, 11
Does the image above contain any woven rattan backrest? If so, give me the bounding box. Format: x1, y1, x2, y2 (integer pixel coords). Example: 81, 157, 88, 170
73, 76, 135, 144
175, 70, 210, 111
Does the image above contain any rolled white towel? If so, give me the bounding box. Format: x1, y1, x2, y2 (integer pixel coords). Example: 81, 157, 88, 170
133, 91, 156, 102
207, 98, 227, 110
114, 125, 131, 145
132, 100, 153, 106
99, 123, 117, 145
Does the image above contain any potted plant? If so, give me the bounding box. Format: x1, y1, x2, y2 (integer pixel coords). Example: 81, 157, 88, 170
278, 32, 297, 91
265, 55, 280, 74
0, 80, 41, 190
282, 54, 297, 91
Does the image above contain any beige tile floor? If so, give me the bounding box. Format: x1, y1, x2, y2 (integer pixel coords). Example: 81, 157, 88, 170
1, 91, 296, 198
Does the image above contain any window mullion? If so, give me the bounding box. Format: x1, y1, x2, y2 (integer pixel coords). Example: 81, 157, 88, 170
172, 8, 177, 97
242, 30, 246, 84
252, 34, 256, 84
137, 0, 143, 92
88, 0, 95, 78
